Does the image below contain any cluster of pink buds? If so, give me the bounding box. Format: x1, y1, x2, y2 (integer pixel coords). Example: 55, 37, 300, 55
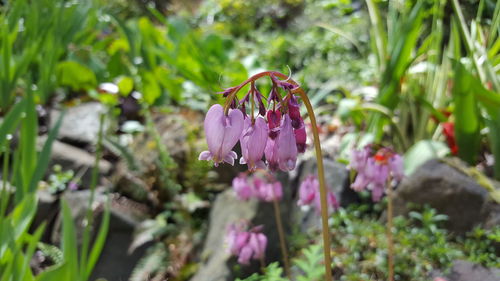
226, 222, 268, 265
232, 173, 283, 202
349, 145, 404, 201
198, 74, 307, 172
298, 175, 339, 214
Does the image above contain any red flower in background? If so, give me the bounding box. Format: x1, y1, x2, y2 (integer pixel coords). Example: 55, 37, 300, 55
442, 122, 458, 155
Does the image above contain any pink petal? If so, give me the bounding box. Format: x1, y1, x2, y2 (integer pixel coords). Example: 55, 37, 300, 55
277, 114, 297, 171
198, 151, 212, 161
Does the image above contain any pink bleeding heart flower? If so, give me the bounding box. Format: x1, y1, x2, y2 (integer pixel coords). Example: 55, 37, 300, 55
294, 126, 307, 153
349, 146, 404, 201
254, 179, 283, 202
199, 104, 244, 166
239, 116, 268, 171
232, 174, 253, 201
388, 154, 404, 181
288, 96, 304, 129
226, 223, 267, 265
264, 137, 280, 172
298, 175, 338, 214
277, 114, 298, 171
266, 109, 282, 139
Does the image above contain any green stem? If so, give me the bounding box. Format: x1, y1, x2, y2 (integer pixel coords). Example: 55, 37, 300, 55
386, 175, 394, 281
80, 113, 105, 278
297, 88, 333, 281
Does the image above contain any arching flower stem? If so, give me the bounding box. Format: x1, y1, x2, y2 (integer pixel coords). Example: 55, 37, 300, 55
222, 71, 333, 281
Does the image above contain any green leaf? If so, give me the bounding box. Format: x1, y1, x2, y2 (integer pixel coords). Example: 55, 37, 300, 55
404, 140, 450, 175
56, 61, 97, 91
142, 72, 161, 105
60, 200, 79, 281
117, 76, 134, 96
83, 199, 110, 280
0, 98, 25, 151
452, 62, 481, 165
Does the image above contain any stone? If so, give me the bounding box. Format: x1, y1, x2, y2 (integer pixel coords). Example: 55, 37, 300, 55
51, 102, 108, 145
393, 158, 498, 235
42, 139, 112, 188
291, 156, 359, 233
50, 190, 151, 281
191, 175, 293, 281
430, 260, 500, 281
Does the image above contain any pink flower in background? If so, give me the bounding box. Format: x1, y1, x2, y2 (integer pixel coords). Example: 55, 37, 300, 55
198, 104, 244, 166
349, 146, 404, 201
277, 114, 298, 171
226, 223, 267, 265
232, 173, 283, 202
298, 175, 339, 214
239, 116, 268, 171
232, 174, 254, 201
254, 179, 283, 202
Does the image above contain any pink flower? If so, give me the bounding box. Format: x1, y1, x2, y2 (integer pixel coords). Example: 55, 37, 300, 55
288, 96, 304, 129
232, 174, 253, 200
298, 175, 338, 214
199, 104, 244, 166
226, 223, 267, 265
349, 146, 404, 201
264, 137, 280, 171
239, 116, 268, 171
294, 126, 307, 153
266, 109, 281, 139
277, 114, 298, 171
254, 179, 283, 202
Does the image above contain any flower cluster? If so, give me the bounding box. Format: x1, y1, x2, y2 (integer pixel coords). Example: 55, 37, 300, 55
298, 175, 339, 214
232, 173, 283, 202
226, 222, 268, 265
349, 146, 404, 201
198, 75, 307, 172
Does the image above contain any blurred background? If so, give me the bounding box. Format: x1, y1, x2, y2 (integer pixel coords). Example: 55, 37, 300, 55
0, 0, 498, 280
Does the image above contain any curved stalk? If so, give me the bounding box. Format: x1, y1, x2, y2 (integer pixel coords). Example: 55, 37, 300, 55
222, 71, 333, 281
295, 88, 333, 281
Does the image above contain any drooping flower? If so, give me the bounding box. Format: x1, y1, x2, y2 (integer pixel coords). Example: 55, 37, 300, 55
264, 137, 280, 171
232, 173, 283, 202
298, 175, 339, 214
277, 114, 298, 171
294, 126, 307, 153
232, 174, 254, 201
226, 223, 267, 265
199, 104, 244, 166
239, 117, 268, 171
254, 179, 283, 202
266, 109, 281, 139
349, 146, 404, 201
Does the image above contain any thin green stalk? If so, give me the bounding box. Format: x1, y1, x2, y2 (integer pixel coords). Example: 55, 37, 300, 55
297, 89, 333, 281
80, 113, 105, 279
272, 198, 291, 279
386, 175, 395, 281
0, 143, 10, 218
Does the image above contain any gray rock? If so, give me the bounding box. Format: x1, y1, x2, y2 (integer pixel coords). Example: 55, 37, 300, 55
51, 102, 108, 145
291, 157, 358, 233
393, 159, 498, 235
191, 177, 293, 281
51, 190, 150, 281
430, 260, 500, 281
46, 140, 112, 187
